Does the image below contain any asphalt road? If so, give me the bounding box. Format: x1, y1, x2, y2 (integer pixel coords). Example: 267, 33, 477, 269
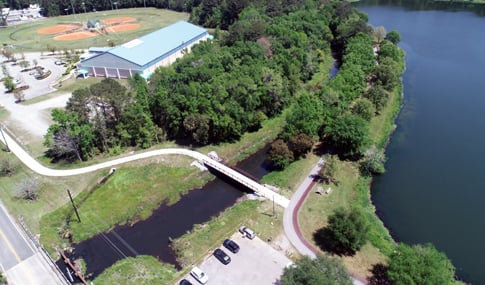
0, 204, 34, 271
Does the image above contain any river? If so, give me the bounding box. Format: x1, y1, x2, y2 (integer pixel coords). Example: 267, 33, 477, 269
57, 146, 271, 280
355, 1, 485, 284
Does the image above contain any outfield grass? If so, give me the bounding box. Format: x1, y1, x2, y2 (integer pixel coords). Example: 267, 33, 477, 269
0, 8, 189, 52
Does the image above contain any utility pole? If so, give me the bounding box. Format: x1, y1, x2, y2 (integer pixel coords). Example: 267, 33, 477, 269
67, 189, 81, 223
0, 126, 9, 152
272, 195, 275, 217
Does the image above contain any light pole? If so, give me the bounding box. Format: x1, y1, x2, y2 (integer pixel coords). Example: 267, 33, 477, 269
82, 2, 87, 14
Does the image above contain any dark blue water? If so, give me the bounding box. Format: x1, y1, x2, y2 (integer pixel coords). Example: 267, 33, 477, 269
356, 2, 485, 283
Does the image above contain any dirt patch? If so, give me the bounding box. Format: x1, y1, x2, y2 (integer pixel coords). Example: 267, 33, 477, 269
105, 23, 141, 33
101, 17, 137, 25
54, 31, 98, 41
37, 24, 80, 35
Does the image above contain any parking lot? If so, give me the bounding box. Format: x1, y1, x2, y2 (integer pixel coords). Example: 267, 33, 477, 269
180, 232, 292, 285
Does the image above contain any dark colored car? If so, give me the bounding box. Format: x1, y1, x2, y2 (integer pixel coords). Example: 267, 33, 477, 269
213, 248, 231, 265
179, 279, 193, 285
223, 239, 240, 253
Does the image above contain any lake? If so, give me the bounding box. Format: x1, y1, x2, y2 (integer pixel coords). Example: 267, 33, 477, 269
356, 1, 485, 283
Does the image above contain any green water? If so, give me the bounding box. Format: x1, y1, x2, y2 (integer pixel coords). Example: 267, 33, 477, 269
356, 1, 485, 283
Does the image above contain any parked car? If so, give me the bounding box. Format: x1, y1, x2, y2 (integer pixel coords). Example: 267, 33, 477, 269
190, 267, 208, 284
239, 226, 256, 239
54, 60, 65, 65
179, 279, 193, 285
223, 239, 240, 253
213, 248, 231, 265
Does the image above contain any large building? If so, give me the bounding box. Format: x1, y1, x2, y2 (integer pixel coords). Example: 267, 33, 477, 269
78, 21, 209, 79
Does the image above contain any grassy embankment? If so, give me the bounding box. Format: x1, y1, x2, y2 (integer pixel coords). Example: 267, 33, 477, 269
0, 8, 189, 52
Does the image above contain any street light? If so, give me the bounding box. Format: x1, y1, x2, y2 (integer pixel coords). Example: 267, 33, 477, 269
82, 2, 87, 14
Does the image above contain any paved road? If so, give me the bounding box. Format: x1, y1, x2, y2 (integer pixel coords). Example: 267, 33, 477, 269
0, 204, 67, 285
0, 204, 34, 271
283, 159, 366, 285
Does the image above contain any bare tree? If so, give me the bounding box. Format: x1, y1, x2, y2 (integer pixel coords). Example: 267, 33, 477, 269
51, 129, 82, 161
0, 158, 16, 176
32, 59, 38, 68
374, 26, 387, 45
0, 5, 10, 27
13, 90, 25, 103
1, 64, 8, 77
14, 178, 40, 201
1, 49, 14, 62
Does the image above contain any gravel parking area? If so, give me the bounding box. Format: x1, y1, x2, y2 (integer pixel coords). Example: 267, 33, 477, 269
180, 232, 292, 285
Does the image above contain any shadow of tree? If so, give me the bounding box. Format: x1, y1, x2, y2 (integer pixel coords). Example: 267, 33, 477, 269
312, 227, 356, 256
367, 263, 392, 285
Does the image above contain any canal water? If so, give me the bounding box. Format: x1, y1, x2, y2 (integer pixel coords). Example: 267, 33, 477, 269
356, 1, 485, 283
58, 146, 271, 280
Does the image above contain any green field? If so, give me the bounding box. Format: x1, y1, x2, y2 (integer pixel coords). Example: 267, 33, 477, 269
0, 8, 189, 52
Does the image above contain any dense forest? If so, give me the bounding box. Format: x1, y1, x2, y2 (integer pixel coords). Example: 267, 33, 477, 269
43, 0, 404, 163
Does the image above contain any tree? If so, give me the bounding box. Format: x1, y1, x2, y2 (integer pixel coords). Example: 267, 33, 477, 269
268, 139, 294, 169
18, 60, 30, 69
14, 178, 40, 201
364, 85, 389, 113
13, 89, 25, 103
325, 115, 370, 158
387, 243, 456, 285
3, 76, 15, 92
360, 146, 386, 175
281, 255, 352, 285
374, 26, 386, 44
352, 98, 375, 121
320, 154, 339, 184
385, 30, 401, 44
284, 94, 324, 139
318, 208, 369, 255
288, 132, 313, 159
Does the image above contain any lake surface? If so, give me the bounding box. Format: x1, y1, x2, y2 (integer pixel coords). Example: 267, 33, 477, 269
356, 1, 485, 283
58, 146, 271, 280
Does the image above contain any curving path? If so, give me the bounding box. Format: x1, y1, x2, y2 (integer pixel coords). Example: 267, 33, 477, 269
283, 158, 366, 285
0, 128, 289, 207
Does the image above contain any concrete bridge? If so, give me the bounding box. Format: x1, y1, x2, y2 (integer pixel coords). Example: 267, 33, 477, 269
0, 128, 289, 207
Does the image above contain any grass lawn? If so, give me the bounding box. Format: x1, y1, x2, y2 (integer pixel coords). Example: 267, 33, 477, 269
261, 152, 321, 198
1, 8, 189, 52
93, 256, 177, 285
298, 160, 389, 279
40, 155, 208, 253
0, 150, 100, 235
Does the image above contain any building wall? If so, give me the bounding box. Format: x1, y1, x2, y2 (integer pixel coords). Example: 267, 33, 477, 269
80, 31, 209, 79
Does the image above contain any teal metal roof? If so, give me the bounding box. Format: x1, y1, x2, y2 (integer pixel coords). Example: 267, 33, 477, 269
108, 21, 208, 67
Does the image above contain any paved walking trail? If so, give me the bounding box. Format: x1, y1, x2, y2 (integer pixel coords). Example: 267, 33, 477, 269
283, 158, 366, 285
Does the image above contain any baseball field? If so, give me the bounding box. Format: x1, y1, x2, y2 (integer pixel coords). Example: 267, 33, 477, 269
0, 8, 189, 52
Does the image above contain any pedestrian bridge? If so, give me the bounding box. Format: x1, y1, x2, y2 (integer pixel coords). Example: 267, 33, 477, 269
0, 128, 290, 207
200, 157, 289, 208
